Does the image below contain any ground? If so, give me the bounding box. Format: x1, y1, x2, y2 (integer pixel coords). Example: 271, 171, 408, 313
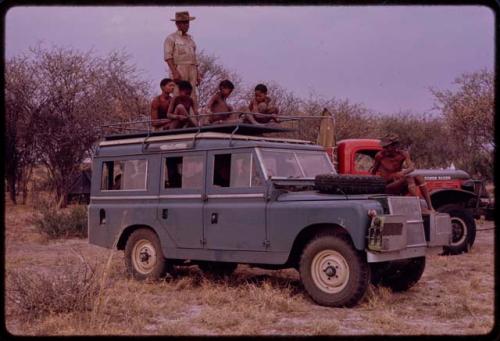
4, 200, 495, 336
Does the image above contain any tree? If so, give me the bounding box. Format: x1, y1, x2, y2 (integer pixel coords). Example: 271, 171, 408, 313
375, 112, 453, 169
7, 45, 151, 207
197, 52, 243, 109
431, 69, 494, 179
5, 56, 39, 204
297, 96, 377, 143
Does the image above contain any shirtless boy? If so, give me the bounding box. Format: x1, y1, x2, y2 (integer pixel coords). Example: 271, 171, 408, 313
370, 134, 434, 211
206, 79, 241, 125
245, 84, 280, 125
150, 78, 176, 130
167, 80, 200, 128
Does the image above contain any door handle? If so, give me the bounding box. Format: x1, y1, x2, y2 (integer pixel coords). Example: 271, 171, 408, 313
162, 209, 168, 220
211, 212, 218, 224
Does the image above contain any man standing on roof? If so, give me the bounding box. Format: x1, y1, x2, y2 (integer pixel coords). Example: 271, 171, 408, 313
370, 133, 434, 212
164, 11, 201, 107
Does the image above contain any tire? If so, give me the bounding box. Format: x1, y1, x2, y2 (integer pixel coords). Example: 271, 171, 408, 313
315, 174, 386, 195
299, 232, 370, 307
125, 228, 168, 281
370, 257, 426, 292
198, 261, 237, 279
438, 204, 476, 255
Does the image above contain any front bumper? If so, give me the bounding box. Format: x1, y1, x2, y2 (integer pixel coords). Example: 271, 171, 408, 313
366, 196, 452, 263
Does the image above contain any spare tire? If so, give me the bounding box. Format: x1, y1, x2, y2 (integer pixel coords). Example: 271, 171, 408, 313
315, 174, 386, 195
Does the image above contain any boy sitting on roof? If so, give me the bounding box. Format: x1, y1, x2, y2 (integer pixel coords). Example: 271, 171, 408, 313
167, 80, 200, 128
151, 78, 176, 131
205, 79, 242, 125
244, 83, 280, 125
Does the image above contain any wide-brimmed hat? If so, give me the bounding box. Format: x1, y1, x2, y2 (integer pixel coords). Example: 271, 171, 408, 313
171, 11, 196, 21
380, 133, 400, 147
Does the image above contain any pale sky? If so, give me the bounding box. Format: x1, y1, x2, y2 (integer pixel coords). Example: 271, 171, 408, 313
4, 5, 495, 114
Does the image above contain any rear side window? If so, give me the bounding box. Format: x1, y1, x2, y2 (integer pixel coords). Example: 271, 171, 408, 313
164, 155, 204, 189
101, 160, 148, 191
213, 153, 262, 188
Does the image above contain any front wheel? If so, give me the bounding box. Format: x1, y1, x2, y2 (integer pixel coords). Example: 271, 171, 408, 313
299, 233, 370, 307
125, 229, 168, 280
438, 205, 476, 255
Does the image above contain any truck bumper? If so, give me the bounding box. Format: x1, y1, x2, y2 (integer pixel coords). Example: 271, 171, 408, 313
366, 210, 452, 263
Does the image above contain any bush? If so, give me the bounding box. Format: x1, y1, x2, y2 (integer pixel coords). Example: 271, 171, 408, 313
32, 200, 88, 239
6, 263, 99, 320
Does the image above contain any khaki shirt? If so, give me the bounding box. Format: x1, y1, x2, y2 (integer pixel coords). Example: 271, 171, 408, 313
164, 30, 197, 65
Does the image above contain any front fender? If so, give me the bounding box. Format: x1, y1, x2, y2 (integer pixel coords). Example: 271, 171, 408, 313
267, 200, 383, 252
431, 188, 477, 209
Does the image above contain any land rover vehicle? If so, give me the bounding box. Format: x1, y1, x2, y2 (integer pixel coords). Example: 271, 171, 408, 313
88, 123, 452, 307
323, 139, 494, 255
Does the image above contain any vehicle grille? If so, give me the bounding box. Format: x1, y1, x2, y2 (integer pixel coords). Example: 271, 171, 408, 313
387, 196, 422, 220
388, 196, 426, 247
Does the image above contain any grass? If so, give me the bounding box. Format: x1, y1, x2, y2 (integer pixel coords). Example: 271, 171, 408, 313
4, 197, 496, 336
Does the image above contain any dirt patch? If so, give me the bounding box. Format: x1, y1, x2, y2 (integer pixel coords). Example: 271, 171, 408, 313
4, 201, 495, 335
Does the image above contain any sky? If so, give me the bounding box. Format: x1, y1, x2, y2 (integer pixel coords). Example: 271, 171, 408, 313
4, 5, 495, 114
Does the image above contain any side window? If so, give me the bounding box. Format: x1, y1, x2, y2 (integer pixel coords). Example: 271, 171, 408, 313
214, 153, 262, 188
101, 160, 147, 191
164, 155, 204, 189
354, 150, 377, 172
123, 160, 148, 190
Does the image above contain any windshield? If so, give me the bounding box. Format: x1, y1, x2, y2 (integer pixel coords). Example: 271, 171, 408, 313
259, 148, 336, 179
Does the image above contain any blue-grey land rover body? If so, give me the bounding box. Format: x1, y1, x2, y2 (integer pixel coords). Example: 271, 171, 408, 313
88, 124, 452, 307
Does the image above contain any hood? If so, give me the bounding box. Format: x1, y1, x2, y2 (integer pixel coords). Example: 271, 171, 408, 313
410, 169, 470, 180
276, 190, 379, 202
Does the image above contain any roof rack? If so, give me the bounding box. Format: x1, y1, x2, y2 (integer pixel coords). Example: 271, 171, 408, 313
99, 110, 335, 148
103, 123, 293, 141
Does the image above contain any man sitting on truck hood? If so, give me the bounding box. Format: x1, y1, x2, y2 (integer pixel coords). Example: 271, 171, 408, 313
370, 134, 434, 212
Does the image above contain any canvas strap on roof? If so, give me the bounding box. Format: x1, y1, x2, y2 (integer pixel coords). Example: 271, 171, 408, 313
317, 108, 335, 148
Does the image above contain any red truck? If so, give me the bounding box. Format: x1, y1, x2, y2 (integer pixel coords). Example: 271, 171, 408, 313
323, 138, 494, 255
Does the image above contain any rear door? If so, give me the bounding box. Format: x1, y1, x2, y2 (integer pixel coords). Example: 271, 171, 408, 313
203, 149, 267, 251
158, 151, 206, 249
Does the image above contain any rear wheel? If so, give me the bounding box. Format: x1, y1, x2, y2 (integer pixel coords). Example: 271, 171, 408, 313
370, 257, 426, 292
438, 205, 476, 255
125, 229, 169, 280
299, 233, 369, 307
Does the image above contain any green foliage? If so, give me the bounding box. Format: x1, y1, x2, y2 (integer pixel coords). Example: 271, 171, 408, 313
33, 200, 88, 239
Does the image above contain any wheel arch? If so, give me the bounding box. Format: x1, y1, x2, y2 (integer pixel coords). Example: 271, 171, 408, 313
431, 189, 476, 210
116, 224, 160, 251
285, 223, 354, 268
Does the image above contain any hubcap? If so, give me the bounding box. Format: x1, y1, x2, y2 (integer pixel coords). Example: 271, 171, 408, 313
132, 239, 157, 275
450, 217, 467, 246
311, 250, 349, 294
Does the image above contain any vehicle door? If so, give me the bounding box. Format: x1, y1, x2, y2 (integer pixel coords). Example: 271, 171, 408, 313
158, 151, 206, 248
204, 149, 267, 251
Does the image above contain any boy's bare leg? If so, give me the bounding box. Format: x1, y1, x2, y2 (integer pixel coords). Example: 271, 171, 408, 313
187, 114, 199, 127
414, 175, 434, 211
244, 113, 262, 125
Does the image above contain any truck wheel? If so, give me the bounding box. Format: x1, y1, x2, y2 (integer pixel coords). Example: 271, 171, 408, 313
198, 261, 237, 279
125, 229, 168, 281
299, 233, 370, 307
438, 204, 476, 255
315, 174, 386, 195
370, 257, 426, 292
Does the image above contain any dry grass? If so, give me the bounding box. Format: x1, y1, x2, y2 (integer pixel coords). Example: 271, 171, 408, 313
4, 198, 495, 336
